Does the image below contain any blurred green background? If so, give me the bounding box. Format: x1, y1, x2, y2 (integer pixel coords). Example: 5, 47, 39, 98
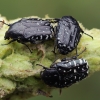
0, 0, 100, 100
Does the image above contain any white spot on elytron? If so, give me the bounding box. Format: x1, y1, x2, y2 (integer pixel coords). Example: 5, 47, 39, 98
45, 23, 48, 25
70, 80, 72, 82
79, 77, 81, 80
40, 35, 42, 40
69, 69, 72, 72
65, 82, 67, 84
46, 35, 48, 40
63, 70, 66, 73
83, 59, 86, 63
78, 67, 80, 69
87, 71, 89, 74
66, 61, 68, 63
59, 68, 61, 71
57, 38, 60, 40
82, 68, 84, 71
86, 65, 89, 69
50, 35, 52, 38
69, 62, 71, 65
73, 61, 76, 66
63, 44, 66, 47
67, 46, 72, 51
74, 76, 76, 79
79, 59, 83, 64
31, 36, 34, 39
37, 23, 39, 25
74, 69, 77, 73
58, 41, 61, 44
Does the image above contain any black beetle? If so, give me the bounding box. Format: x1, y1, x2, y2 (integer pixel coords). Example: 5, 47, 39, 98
53, 16, 93, 55
36, 54, 89, 94
0, 18, 54, 53
37, 58, 89, 86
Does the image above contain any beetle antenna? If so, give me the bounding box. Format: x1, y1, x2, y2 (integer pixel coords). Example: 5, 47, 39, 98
36, 64, 47, 69
0, 20, 10, 26
83, 32, 93, 40
81, 29, 93, 40
80, 29, 93, 40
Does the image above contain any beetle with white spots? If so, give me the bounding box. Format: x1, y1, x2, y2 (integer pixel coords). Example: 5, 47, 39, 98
0, 18, 54, 53
53, 16, 93, 55
36, 57, 89, 93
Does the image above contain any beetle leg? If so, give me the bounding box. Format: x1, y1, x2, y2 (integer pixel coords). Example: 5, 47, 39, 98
36, 64, 48, 69
77, 47, 86, 57
72, 47, 86, 59
21, 42, 33, 53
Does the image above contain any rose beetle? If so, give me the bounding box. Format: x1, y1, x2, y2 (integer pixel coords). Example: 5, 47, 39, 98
0, 18, 54, 53
36, 53, 89, 93
53, 16, 93, 55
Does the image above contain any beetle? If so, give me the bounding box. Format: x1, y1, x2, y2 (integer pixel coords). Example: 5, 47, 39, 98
36, 56, 89, 94
37, 58, 89, 87
0, 18, 54, 53
53, 16, 93, 55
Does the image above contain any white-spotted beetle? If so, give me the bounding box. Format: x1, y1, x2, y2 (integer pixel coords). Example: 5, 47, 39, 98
36, 49, 89, 94
53, 16, 93, 55
0, 18, 54, 53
